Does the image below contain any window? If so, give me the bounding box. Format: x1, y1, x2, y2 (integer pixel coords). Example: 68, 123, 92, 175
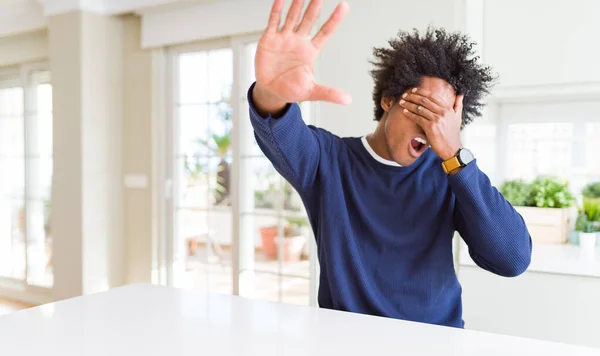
0, 65, 53, 290
166, 36, 317, 306
505, 123, 573, 181
463, 100, 600, 194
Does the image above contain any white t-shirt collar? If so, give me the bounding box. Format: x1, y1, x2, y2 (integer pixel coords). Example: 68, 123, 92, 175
361, 136, 402, 167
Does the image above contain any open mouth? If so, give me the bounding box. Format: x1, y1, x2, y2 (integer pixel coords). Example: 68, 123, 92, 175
409, 137, 428, 157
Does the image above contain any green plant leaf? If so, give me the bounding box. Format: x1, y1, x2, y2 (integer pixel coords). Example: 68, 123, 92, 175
526, 176, 575, 208
583, 198, 600, 222
575, 214, 588, 231
582, 182, 600, 199
499, 179, 531, 206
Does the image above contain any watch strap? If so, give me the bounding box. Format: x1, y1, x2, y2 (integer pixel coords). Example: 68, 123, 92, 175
442, 155, 462, 174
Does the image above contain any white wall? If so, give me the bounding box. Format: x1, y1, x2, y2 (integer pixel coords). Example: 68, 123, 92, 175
477, 0, 600, 89
141, 0, 272, 48
0, 30, 48, 67
122, 15, 157, 284
50, 11, 125, 300
80, 11, 125, 295
0, 1, 46, 39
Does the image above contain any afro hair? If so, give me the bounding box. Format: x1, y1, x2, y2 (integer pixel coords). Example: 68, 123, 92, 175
370, 27, 496, 128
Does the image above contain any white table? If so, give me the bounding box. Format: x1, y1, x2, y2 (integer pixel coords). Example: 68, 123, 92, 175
0, 284, 598, 356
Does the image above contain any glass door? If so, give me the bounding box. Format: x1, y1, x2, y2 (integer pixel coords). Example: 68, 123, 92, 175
0, 65, 53, 297
168, 39, 235, 293
166, 36, 318, 306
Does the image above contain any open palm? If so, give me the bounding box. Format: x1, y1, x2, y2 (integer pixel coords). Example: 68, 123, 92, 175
255, 0, 351, 104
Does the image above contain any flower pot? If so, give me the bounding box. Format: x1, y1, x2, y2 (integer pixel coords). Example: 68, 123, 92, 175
260, 226, 305, 261
594, 222, 600, 247
260, 227, 279, 259
579, 232, 597, 253
187, 238, 200, 257
569, 231, 580, 245
277, 235, 307, 262
515, 207, 570, 244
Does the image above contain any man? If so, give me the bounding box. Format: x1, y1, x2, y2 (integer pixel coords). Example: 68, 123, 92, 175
248, 0, 532, 328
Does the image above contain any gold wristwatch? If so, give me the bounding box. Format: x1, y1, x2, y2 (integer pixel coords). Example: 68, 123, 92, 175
442, 148, 475, 174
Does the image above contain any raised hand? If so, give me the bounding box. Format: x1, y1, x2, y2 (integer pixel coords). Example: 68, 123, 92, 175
253, 0, 351, 115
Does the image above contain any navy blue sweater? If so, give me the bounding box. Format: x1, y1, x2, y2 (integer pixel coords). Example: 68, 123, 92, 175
248, 85, 532, 328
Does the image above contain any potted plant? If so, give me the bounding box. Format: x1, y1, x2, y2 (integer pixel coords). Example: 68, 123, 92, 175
260, 217, 309, 262
582, 198, 600, 247
582, 182, 600, 200
499, 179, 531, 207
571, 191, 600, 245
184, 94, 232, 206
254, 181, 278, 210
500, 177, 575, 244
578, 219, 597, 253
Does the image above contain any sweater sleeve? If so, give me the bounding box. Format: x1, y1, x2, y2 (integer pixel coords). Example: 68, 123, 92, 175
450, 160, 532, 277
247, 83, 330, 193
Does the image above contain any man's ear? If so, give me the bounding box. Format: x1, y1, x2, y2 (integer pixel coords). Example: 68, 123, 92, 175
380, 97, 394, 112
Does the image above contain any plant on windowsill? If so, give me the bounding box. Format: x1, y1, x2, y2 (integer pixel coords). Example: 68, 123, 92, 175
572, 193, 600, 245
184, 94, 232, 206
259, 216, 309, 262
500, 176, 576, 244
582, 182, 600, 200
499, 179, 531, 207
254, 181, 303, 212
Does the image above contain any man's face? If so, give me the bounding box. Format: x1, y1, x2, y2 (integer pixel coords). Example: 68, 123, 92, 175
381, 76, 456, 166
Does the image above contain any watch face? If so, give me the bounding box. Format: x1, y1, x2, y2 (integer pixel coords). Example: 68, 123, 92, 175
458, 148, 475, 165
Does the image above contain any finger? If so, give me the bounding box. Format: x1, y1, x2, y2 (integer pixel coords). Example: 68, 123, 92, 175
408, 87, 451, 110
402, 92, 445, 115
266, 0, 285, 33
296, 0, 322, 35
309, 84, 352, 104
399, 99, 436, 121
311, 1, 349, 50
402, 108, 430, 129
282, 0, 305, 32
454, 94, 464, 113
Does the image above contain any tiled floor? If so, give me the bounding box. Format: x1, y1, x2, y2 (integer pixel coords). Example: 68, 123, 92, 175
0, 299, 31, 317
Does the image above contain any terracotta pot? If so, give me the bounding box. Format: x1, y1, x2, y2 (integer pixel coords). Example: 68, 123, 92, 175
278, 235, 307, 262
260, 227, 279, 259
187, 238, 199, 257
18, 209, 25, 231
260, 226, 306, 262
